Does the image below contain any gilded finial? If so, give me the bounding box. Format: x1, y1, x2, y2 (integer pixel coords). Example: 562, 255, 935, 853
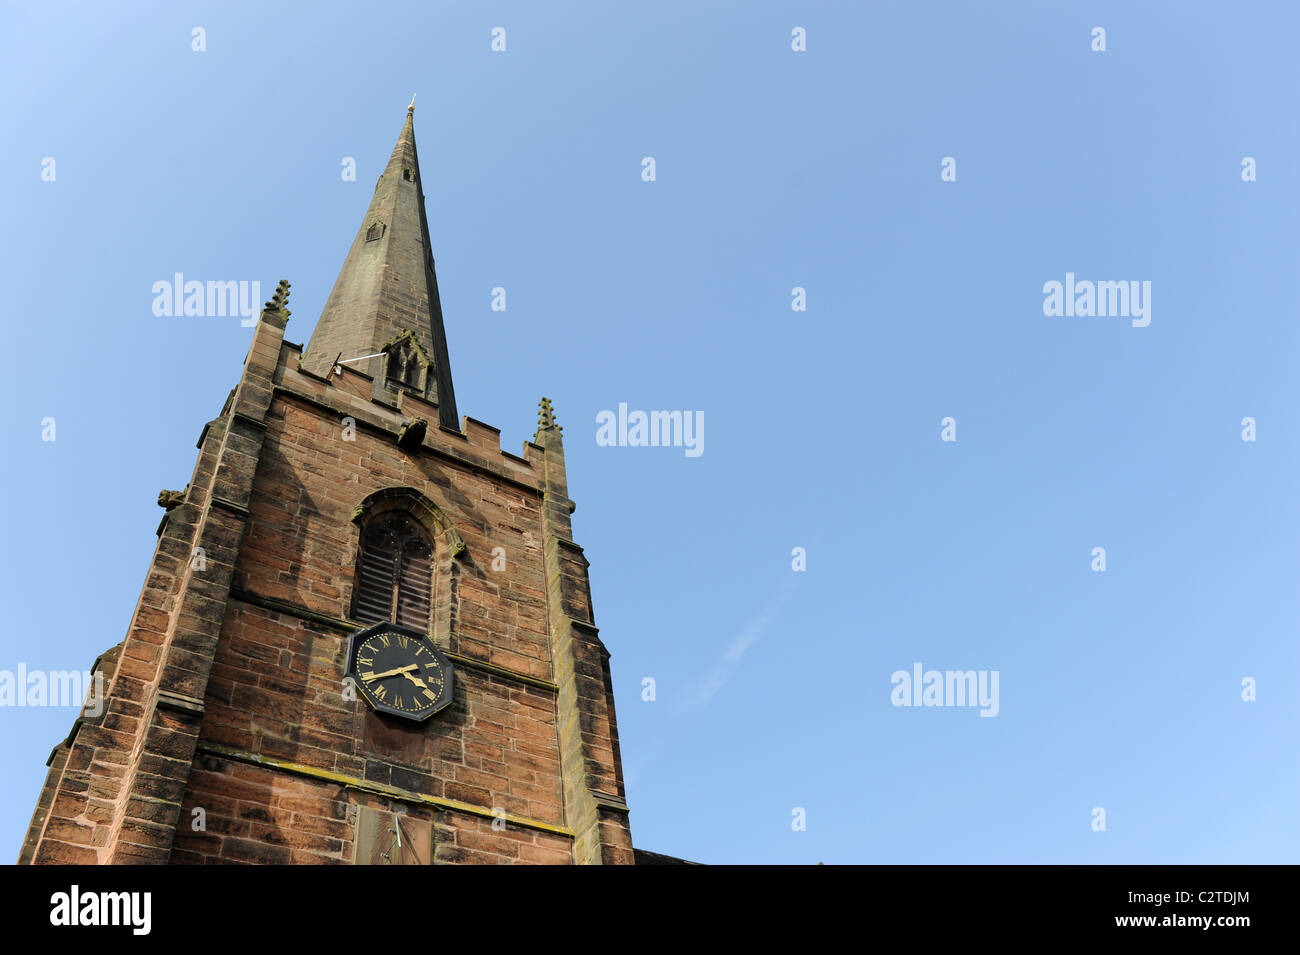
408, 94, 416, 113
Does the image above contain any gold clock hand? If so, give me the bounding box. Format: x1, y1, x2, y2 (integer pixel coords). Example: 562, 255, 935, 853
360, 664, 419, 681
399, 670, 439, 701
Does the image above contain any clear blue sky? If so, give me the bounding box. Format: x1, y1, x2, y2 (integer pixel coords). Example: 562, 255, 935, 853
2, 1, 1297, 864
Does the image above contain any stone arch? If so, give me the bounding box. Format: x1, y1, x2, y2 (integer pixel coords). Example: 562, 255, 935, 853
351, 486, 465, 557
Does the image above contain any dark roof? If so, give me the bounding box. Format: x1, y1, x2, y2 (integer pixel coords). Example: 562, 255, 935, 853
633, 848, 701, 865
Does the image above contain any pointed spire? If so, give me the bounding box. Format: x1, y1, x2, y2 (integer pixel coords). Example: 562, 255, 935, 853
303, 104, 460, 430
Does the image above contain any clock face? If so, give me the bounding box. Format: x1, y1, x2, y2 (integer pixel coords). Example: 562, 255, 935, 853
344, 623, 454, 722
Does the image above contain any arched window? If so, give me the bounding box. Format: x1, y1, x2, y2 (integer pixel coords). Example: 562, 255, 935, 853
351, 511, 433, 630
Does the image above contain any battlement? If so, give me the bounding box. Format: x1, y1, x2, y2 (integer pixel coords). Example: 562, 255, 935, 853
273, 338, 548, 494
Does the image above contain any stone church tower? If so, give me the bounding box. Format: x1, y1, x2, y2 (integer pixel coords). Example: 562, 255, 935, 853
20, 105, 639, 865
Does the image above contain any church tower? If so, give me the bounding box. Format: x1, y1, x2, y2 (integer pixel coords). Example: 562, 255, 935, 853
20, 105, 636, 865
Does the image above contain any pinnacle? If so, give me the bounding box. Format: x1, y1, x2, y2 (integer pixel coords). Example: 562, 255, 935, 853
267, 279, 291, 316
537, 397, 562, 431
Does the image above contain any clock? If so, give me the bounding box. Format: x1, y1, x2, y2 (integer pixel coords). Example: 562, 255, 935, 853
344, 622, 454, 722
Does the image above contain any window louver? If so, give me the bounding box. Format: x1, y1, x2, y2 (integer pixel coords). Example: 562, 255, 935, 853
352, 512, 433, 629
396, 537, 432, 629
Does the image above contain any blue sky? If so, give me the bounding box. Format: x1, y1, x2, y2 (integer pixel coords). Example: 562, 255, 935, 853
2, 1, 1297, 864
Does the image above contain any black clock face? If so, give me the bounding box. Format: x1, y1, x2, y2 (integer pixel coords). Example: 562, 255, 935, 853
345, 623, 454, 722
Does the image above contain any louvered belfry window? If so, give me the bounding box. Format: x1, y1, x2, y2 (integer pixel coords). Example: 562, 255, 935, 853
352, 511, 433, 630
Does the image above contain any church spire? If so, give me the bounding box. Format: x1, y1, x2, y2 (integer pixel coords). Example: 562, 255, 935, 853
303, 102, 460, 431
